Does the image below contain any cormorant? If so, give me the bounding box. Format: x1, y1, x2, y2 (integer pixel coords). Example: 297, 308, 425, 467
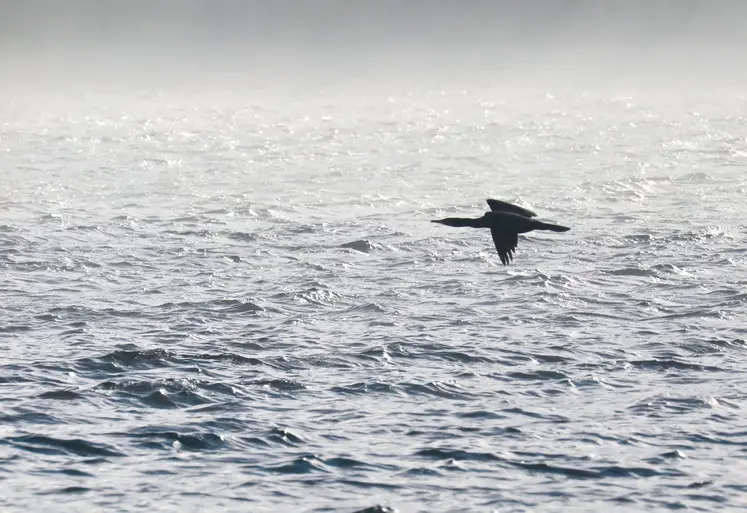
431, 199, 570, 265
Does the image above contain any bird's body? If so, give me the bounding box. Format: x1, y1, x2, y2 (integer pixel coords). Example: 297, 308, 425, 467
431, 199, 570, 265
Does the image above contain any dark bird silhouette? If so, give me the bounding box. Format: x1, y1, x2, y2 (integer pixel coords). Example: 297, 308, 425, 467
431, 199, 570, 265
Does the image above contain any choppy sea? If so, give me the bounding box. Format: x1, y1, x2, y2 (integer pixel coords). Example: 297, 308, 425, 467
1, 79, 746, 512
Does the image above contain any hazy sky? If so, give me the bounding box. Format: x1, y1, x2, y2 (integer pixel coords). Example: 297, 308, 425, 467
2, 1, 744, 41
1, 1, 745, 87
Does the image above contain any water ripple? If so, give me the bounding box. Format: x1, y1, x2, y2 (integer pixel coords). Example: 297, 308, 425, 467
2, 85, 746, 513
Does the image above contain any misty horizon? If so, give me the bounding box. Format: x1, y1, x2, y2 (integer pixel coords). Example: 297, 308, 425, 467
1, 1, 746, 88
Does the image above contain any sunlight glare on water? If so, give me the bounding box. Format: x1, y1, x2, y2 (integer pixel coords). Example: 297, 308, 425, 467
1, 2, 747, 512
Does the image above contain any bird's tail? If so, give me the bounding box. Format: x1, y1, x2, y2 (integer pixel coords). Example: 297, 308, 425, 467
431, 217, 481, 228
534, 221, 570, 232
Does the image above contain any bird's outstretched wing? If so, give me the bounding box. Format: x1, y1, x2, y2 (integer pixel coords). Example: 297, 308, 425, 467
486, 199, 537, 218
490, 228, 519, 266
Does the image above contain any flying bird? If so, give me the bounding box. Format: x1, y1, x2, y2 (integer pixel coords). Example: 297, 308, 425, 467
431, 199, 570, 265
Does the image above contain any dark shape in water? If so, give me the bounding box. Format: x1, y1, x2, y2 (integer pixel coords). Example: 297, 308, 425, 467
432, 199, 570, 265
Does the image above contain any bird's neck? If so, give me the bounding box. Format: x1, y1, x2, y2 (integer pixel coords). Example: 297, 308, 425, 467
462, 217, 487, 228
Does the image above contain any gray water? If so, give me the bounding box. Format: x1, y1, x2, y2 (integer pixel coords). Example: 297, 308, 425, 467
2, 73, 747, 512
